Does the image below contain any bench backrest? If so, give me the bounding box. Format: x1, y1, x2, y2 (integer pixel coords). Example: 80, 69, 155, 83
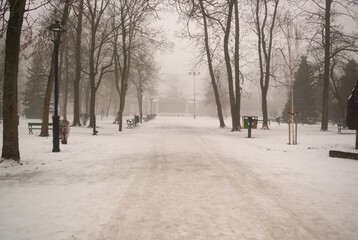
28, 122, 53, 126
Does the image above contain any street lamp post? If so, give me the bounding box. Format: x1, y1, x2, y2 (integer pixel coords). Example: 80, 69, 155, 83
49, 21, 65, 152
189, 71, 200, 119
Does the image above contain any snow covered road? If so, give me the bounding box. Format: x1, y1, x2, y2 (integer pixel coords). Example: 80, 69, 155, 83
1, 117, 358, 239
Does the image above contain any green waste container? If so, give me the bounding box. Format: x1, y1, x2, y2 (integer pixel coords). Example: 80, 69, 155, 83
242, 116, 258, 129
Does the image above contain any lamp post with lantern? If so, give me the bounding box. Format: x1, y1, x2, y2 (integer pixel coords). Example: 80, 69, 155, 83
48, 21, 65, 152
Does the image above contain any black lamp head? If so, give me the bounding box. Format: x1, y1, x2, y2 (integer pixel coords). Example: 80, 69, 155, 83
48, 21, 65, 34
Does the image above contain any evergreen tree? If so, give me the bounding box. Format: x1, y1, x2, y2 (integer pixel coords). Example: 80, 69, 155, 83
329, 59, 358, 123
282, 57, 319, 123
23, 50, 48, 119
338, 60, 358, 108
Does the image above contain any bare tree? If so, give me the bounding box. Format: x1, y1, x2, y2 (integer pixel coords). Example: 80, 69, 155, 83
130, 50, 159, 123
175, 0, 226, 128
111, 0, 159, 131
222, 0, 239, 131
40, 0, 71, 137
321, 0, 332, 131
1, 0, 27, 161
302, 0, 358, 130
253, 0, 280, 129
82, 0, 113, 128
234, 0, 242, 129
72, 0, 84, 126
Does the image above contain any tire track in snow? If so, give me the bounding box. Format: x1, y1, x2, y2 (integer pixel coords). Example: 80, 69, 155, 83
98, 119, 337, 240
186, 126, 338, 240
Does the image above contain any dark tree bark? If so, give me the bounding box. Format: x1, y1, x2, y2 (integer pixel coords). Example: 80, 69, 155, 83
63, 34, 69, 121
234, 0, 241, 129
72, 0, 84, 126
40, 0, 71, 136
223, 0, 238, 131
1, 0, 26, 161
321, 0, 332, 131
116, 2, 132, 132
83, 0, 112, 128
88, 19, 96, 128
112, 0, 157, 131
255, 0, 279, 129
199, 0, 225, 128
112, 28, 121, 124
85, 81, 90, 115
136, 84, 143, 123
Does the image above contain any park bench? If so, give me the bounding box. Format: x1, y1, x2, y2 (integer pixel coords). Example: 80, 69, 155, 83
28, 122, 53, 134
337, 123, 354, 134
126, 119, 134, 128
126, 115, 140, 129
257, 119, 271, 125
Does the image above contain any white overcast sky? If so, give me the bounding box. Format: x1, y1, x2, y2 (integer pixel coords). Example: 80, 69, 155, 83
153, 10, 205, 100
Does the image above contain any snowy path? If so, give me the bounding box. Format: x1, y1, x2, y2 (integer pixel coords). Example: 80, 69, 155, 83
97, 119, 355, 240
1, 117, 358, 240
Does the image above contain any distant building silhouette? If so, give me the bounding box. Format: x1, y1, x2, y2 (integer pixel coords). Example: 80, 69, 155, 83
154, 97, 194, 117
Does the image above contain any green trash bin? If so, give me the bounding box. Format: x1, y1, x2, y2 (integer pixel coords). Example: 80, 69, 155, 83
242, 116, 258, 129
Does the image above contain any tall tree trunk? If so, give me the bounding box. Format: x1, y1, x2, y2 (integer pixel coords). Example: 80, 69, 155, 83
89, 38, 96, 128
256, 0, 265, 127
118, 12, 131, 132
73, 0, 84, 126
2, 0, 26, 161
106, 87, 114, 117
40, 56, 55, 136
118, 84, 128, 131
88, 2, 97, 129
223, 0, 237, 131
321, 0, 332, 131
137, 87, 143, 123
113, 33, 121, 124
40, 0, 70, 136
89, 78, 96, 128
234, 0, 241, 129
261, 84, 269, 128
63, 37, 69, 121
261, 62, 271, 129
256, 0, 279, 129
199, 0, 225, 128
85, 80, 90, 115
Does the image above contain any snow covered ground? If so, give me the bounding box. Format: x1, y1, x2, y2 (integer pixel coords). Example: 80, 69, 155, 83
0, 116, 358, 240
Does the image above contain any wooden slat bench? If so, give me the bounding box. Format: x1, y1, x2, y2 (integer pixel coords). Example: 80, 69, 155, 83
126, 119, 134, 129
257, 119, 271, 125
337, 123, 348, 134
28, 122, 53, 134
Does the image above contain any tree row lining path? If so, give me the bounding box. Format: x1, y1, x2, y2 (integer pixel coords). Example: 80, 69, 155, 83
0, 118, 357, 240
96, 119, 355, 240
